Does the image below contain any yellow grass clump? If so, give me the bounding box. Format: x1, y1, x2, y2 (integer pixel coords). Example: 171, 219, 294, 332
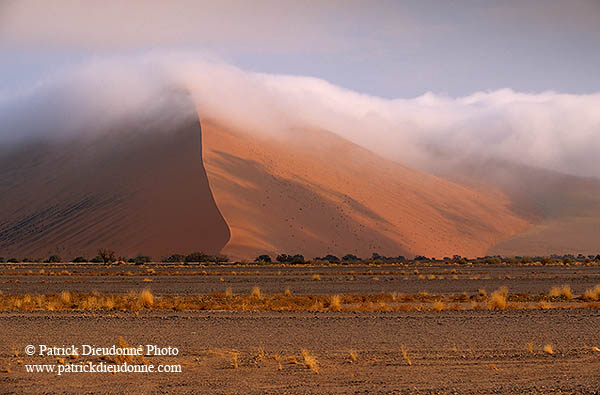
348, 349, 358, 363
255, 347, 265, 361
139, 288, 154, 308
543, 344, 554, 354
583, 285, 600, 301
549, 284, 572, 299
329, 294, 342, 311
488, 286, 508, 310
312, 274, 321, 281
527, 342, 534, 353
284, 288, 292, 297
301, 349, 319, 373
225, 287, 233, 298
60, 291, 72, 305
250, 286, 261, 298
432, 300, 445, 311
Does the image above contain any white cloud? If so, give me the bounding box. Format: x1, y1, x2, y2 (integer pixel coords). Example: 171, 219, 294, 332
2, 53, 600, 179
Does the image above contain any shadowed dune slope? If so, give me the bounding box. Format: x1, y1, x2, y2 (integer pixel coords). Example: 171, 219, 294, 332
201, 121, 530, 259
0, 115, 230, 259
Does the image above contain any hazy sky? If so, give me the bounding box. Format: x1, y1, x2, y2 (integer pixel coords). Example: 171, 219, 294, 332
2, 1, 600, 180
1, 0, 599, 98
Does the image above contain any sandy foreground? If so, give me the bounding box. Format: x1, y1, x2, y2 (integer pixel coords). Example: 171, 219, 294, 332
1, 310, 599, 394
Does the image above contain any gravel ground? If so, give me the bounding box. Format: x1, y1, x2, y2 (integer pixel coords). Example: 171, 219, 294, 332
1, 309, 600, 393
2, 263, 600, 296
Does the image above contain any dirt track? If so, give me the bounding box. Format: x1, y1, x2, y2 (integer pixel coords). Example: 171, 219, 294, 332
1, 309, 600, 393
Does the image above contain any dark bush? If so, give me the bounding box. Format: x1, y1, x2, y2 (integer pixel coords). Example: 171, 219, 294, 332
72, 256, 88, 263
7, 258, 18, 263
0, 257, 4, 263
185, 252, 228, 263
164, 254, 185, 263
134, 255, 151, 265
342, 254, 360, 262
276, 254, 305, 264
322, 254, 340, 263
46, 255, 61, 263
185, 252, 211, 262
255, 254, 272, 263
90, 256, 104, 263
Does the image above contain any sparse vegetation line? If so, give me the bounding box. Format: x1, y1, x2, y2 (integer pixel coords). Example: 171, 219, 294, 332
1, 287, 600, 312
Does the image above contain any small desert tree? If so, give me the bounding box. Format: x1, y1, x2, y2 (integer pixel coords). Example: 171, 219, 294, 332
46, 254, 62, 263
98, 248, 116, 264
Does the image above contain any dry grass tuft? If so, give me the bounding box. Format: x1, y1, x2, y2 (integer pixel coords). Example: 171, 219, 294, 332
273, 354, 283, 370
488, 286, 508, 310
543, 344, 554, 355
250, 286, 261, 298
60, 291, 71, 305
591, 346, 600, 352
301, 349, 319, 373
225, 287, 233, 298
312, 274, 321, 281
489, 363, 499, 371
139, 288, 154, 308
113, 337, 134, 364
284, 288, 292, 297
256, 347, 265, 361
329, 294, 342, 311
527, 342, 534, 353
231, 352, 239, 369
583, 284, 600, 301
539, 301, 553, 309
432, 300, 445, 311
401, 345, 412, 365
549, 284, 572, 299
348, 349, 358, 363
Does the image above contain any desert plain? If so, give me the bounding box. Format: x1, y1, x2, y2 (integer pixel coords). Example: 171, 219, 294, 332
1, 261, 600, 394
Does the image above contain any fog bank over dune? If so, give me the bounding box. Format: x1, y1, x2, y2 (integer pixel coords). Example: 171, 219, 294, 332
2, 54, 600, 179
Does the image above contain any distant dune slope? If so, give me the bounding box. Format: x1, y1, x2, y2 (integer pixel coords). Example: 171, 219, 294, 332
201, 121, 530, 259
0, 114, 230, 259
431, 159, 600, 256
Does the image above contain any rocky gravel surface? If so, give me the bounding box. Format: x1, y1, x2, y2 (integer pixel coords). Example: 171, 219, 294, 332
1, 309, 600, 393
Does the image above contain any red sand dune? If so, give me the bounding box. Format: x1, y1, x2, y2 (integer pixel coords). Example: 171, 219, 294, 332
0, 104, 535, 260
0, 115, 230, 259
201, 120, 530, 259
